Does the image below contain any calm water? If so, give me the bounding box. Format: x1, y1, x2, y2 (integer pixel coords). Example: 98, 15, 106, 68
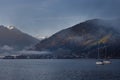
0, 59, 120, 80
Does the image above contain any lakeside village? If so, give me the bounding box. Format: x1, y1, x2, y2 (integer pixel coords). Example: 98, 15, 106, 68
0, 53, 86, 59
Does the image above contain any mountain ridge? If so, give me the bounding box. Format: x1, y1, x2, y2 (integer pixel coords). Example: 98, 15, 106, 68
0, 25, 39, 51
34, 19, 120, 58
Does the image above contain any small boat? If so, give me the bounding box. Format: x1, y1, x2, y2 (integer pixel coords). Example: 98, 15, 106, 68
96, 42, 104, 65
96, 60, 104, 65
103, 45, 111, 64
103, 60, 111, 64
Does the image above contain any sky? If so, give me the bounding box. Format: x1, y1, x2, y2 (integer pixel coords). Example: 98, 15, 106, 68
0, 0, 120, 37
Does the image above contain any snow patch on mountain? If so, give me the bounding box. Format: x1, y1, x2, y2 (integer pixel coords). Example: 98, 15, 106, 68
7, 26, 15, 30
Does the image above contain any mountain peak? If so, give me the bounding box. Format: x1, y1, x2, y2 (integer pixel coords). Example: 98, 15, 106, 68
6, 25, 22, 33
84, 18, 105, 24
7, 26, 15, 30
0, 25, 17, 31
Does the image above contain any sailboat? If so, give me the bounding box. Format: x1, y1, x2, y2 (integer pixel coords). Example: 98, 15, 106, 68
96, 42, 104, 65
103, 45, 111, 64
96, 34, 112, 65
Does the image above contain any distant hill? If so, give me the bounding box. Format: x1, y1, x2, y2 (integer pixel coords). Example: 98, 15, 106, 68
34, 19, 120, 58
0, 25, 39, 51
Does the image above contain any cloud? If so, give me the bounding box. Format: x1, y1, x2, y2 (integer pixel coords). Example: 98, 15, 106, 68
1, 45, 14, 51
19, 50, 52, 55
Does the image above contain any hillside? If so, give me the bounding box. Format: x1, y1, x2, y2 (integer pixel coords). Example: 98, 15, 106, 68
34, 19, 120, 58
0, 25, 39, 52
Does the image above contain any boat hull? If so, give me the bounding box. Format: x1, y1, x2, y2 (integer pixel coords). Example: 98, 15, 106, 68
103, 60, 111, 64
96, 61, 104, 65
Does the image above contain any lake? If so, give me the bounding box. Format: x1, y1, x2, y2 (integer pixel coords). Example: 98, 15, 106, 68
0, 59, 120, 80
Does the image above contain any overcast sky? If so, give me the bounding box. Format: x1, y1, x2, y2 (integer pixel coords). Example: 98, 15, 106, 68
0, 0, 120, 37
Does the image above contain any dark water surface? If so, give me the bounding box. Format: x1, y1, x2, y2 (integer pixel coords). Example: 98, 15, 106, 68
0, 59, 120, 80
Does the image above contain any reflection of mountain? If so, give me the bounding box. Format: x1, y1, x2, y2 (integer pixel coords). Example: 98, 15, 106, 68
0, 25, 39, 50
34, 19, 120, 58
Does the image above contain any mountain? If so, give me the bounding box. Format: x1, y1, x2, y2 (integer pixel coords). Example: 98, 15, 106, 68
35, 35, 48, 40
34, 19, 120, 58
0, 25, 39, 51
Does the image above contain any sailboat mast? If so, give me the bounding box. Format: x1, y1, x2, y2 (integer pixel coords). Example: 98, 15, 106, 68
97, 42, 100, 59
104, 45, 107, 59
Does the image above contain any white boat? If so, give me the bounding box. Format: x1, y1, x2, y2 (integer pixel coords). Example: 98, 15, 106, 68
96, 60, 104, 65
96, 42, 104, 65
103, 59, 111, 64
103, 45, 111, 64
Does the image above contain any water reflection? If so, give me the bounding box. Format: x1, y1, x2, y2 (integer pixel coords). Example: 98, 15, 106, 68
0, 59, 120, 80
